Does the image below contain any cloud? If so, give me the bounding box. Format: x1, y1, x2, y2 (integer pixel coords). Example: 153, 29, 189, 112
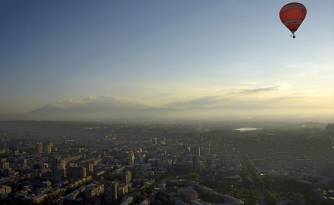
240, 86, 279, 94
166, 96, 224, 109
164, 93, 310, 111
166, 95, 268, 110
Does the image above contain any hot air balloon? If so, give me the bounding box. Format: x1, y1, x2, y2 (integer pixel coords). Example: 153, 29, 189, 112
279, 2, 307, 38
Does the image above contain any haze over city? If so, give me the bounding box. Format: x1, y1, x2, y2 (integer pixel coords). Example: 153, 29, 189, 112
2, 1, 334, 205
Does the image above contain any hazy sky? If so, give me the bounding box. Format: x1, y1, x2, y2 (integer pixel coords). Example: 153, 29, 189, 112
0, 0, 333, 120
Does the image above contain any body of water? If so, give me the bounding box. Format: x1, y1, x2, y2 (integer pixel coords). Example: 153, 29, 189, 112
235, 127, 262, 132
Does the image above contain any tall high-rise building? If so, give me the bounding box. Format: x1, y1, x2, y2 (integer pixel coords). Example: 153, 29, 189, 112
50, 157, 66, 180
123, 170, 132, 185
1, 159, 9, 169
36, 142, 43, 154
194, 145, 201, 157
88, 163, 94, 173
198, 145, 201, 157
161, 137, 167, 145
46, 143, 54, 154
184, 145, 191, 154
128, 151, 135, 166
21, 159, 28, 169
104, 181, 118, 203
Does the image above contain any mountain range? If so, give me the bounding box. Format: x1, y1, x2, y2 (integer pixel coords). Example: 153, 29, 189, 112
21, 97, 170, 121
